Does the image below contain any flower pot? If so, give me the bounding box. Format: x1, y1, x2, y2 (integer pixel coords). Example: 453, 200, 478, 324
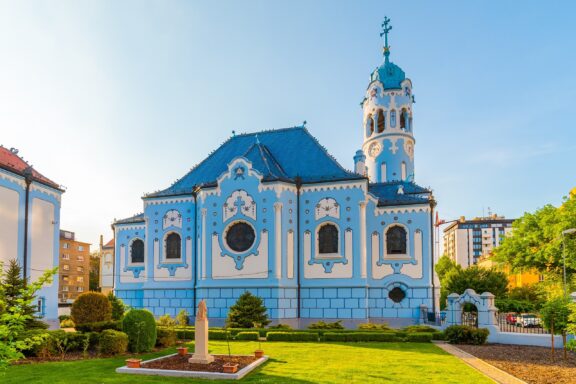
126, 359, 142, 369
223, 363, 239, 373
177, 347, 188, 356
254, 349, 264, 358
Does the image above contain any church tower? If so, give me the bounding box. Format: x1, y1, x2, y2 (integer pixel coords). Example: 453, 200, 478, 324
357, 17, 415, 183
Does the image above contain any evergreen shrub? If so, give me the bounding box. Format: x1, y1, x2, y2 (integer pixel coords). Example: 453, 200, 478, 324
74, 320, 121, 333
308, 320, 344, 329
122, 309, 157, 353
71, 292, 112, 325
266, 332, 319, 342
156, 328, 177, 347
444, 325, 489, 345
226, 292, 271, 328
99, 330, 128, 355
323, 332, 399, 342
236, 331, 259, 341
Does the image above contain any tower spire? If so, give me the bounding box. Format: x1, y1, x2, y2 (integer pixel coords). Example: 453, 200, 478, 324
380, 16, 392, 62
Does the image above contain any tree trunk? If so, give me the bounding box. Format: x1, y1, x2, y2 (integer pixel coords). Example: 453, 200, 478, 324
563, 332, 567, 360
551, 320, 555, 360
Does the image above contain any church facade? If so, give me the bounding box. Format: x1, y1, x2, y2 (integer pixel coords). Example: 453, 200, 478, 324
113, 20, 437, 326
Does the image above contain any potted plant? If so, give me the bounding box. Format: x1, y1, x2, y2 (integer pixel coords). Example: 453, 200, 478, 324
176, 346, 188, 356
126, 358, 142, 368
223, 362, 239, 373
253, 322, 264, 358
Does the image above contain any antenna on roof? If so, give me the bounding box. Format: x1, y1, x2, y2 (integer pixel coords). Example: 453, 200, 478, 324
9, 147, 19, 155
232, 130, 236, 137
302, 120, 307, 128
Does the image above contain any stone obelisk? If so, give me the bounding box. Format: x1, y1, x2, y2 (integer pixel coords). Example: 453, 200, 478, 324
189, 300, 214, 364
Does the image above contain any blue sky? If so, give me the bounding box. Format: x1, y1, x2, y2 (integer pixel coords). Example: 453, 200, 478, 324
1, 1, 575, 249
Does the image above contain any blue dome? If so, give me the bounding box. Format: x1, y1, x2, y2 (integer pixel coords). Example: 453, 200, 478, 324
370, 60, 406, 90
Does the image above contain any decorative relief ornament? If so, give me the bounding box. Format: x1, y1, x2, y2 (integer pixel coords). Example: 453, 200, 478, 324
223, 189, 256, 221
403, 139, 414, 161
368, 142, 382, 158
163, 210, 182, 229
315, 198, 340, 220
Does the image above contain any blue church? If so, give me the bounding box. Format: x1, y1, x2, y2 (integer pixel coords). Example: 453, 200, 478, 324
113, 19, 438, 327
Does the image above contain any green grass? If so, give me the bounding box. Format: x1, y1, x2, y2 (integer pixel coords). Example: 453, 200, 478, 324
5, 341, 492, 384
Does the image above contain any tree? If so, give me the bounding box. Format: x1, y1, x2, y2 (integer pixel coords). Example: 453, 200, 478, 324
107, 292, 125, 321
226, 291, 270, 328
0, 262, 57, 371
89, 253, 100, 292
71, 292, 112, 324
1, 259, 47, 329
494, 189, 576, 278
435, 254, 460, 281
441, 266, 509, 309
540, 297, 571, 358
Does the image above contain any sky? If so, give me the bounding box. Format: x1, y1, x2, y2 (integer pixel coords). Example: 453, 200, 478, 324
1, 1, 575, 251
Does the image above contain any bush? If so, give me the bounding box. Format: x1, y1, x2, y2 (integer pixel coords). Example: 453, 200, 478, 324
99, 329, 128, 355
107, 292, 125, 321
58, 315, 71, 322
157, 314, 177, 327
404, 325, 438, 333
266, 332, 319, 342
323, 332, 399, 342
156, 328, 177, 347
308, 320, 344, 330
174, 327, 195, 340
122, 309, 157, 353
236, 331, 259, 341
74, 320, 121, 333
176, 310, 190, 326
71, 292, 112, 325
226, 292, 271, 328
432, 331, 445, 341
268, 323, 292, 330
405, 333, 433, 342
60, 319, 75, 328
444, 325, 489, 345
208, 330, 231, 340
357, 323, 391, 331
495, 298, 535, 313
32, 331, 91, 358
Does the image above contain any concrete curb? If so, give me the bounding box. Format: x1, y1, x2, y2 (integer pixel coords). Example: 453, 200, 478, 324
433, 341, 527, 384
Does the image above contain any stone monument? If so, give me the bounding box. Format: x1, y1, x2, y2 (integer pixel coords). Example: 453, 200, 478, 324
189, 300, 214, 364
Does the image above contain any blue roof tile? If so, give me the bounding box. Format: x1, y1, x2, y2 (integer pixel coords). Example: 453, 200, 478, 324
368, 181, 431, 206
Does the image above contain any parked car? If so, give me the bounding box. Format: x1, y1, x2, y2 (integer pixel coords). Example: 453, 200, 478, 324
505, 313, 518, 325
515, 313, 542, 328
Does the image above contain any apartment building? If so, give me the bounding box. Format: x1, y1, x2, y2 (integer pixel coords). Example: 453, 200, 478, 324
59, 230, 91, 303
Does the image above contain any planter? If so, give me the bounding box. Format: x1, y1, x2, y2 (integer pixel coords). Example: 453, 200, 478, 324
126, 359, 142, 369
222, 363, 239, 374
254, 350, 264, 358
177, 347, 188, 356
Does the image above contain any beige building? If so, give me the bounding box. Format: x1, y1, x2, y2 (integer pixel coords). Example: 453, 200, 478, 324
443, 214, 513, 268
59, 230, 91, 303
99, 235, 114, 295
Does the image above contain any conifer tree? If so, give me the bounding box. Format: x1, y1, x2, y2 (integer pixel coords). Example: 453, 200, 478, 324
226, 291, 270, 328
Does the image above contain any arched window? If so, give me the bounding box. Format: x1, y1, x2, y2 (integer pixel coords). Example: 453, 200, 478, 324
401, 162, 407, 180
400, 109, 407, 130
318, 224, 339, 254
386, 226, 407, 255
377, 109, 385, 132
365, 115, 374, 137
390, 110, 396, 128
165, 233, 181, 259
131, 239, 144, 263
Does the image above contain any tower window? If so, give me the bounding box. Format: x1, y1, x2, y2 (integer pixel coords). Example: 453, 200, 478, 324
390, 110, 396, 128
400, 109, 407, 130
366, 115, 374, 137
401, 162, 407, 180
165, 233, 181, 259
386, 226, 407, 255
130, 239, 144, 263
377, 109, 385, 132
318, 223, 339, 254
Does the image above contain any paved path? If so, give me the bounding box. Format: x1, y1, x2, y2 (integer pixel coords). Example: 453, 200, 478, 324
433, 341, 527, 384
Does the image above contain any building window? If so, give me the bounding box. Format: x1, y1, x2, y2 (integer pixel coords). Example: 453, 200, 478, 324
318, 223, 339, 254
78, 245, 84, 251
130, 239, 145, 263
377, 109, 385, 132
62, 243, 69, 249
77, 276, 84, 283
77, 286, 84, 292
77, 266, 84, 272
62, 285, 69, 292
62, 275, 69, 281
390, 110, 397, 128
386, 226, 407, 254
63, 264, 69, 271
77, 255, 84, 262
400, 108, 408, 130
165, 232, 182, 259
62, 254, 69, 260
365, 115, 374, 137
389, 287, 405, 303
225, 222, 255, 253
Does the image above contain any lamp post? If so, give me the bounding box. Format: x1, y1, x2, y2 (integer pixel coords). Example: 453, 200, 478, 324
561, 228, 576, 298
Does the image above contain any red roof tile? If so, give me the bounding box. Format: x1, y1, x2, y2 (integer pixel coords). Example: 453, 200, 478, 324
0, 146, 62, 190
104, 239, 115, 248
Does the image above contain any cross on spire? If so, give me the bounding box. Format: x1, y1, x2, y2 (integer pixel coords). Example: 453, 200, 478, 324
380, 16, 392, 60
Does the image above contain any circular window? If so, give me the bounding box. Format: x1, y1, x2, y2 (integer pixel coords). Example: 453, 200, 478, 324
388, 287, 405, 303
225, 222, 256, 253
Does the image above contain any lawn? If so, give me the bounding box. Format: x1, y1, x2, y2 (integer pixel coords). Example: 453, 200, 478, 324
6, 341, 492, 384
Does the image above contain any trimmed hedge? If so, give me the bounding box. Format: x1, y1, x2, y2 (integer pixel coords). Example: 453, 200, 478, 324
236, 331, 259, 341
266, 332, 319, 342
156, 328, 177, 347
444, 325, 489, 345
71, 292, 112, 325
122, 309, 157, 353
208, 330, 232, 340
99, 329, 129, 355
404, 325, 438, 333
405, 333, 433, 343
74, 320, 121, 333
323, 332, 400, 342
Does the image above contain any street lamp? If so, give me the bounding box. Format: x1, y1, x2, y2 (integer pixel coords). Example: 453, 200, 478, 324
561, 228, 576, 298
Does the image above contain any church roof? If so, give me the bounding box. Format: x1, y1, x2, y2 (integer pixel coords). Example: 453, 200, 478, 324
369, 181, 431, 206
0, 146, 62, 191
146, 127, 362, 198
114, 213, 145, 225
370, 60, 406, 90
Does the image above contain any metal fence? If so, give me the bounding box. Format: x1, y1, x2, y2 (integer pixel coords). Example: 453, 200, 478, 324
496, 312, 549, 334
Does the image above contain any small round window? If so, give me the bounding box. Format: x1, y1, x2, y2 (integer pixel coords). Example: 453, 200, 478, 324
388, 287, 405, 303
225, 222, 256, 253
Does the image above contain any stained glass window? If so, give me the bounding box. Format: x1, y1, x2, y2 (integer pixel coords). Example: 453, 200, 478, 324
377, 109, 385, 132
166, 233, 181, 259
226, 222, 255, 253
386, 226, 407, 254
131, 239, 144, 263
318, 224, 338, 254
389, 287, 405, 303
